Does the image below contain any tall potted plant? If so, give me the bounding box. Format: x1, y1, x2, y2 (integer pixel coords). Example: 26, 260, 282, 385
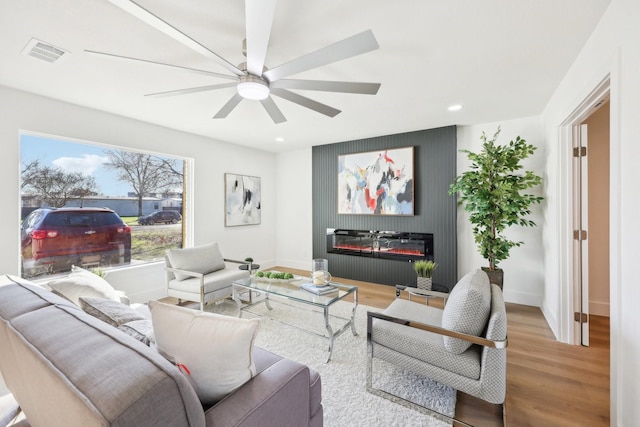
448, 127, 543, 289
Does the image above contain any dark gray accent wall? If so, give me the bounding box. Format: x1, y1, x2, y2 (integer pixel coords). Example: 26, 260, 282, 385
312, 126, 458, 290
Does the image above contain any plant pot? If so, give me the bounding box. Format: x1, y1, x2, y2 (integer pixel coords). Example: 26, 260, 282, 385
482, 267, 504, 290
417, 277, 432, 291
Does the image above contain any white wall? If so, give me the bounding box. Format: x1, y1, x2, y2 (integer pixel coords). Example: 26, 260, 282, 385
0, 85, 277, 303
541, 0, 638, 424
456, 117, 546, 307
275, 148, 313, 271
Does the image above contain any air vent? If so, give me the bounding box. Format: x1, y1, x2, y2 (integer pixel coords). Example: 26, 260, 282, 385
22, 38, 68, 63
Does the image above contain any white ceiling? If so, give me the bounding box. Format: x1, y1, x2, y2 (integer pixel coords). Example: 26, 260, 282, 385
1, 0, 610, 152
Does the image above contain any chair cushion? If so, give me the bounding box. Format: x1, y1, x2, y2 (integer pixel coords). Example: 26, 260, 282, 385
167, 242, 226, 281
47, 266, 121, 305
167, 266, 249, 295
441, 269, 491, 354
377, 299, 482, 379
150, 300, 260, 405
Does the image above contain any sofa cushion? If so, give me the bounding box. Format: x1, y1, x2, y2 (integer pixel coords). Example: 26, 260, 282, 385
441, 269, 492, 354
167, 242, 226, 281
79, 297, 146, 328
150, 300, 260, 405
0, 276, 206, 427
47, 266, 121, 305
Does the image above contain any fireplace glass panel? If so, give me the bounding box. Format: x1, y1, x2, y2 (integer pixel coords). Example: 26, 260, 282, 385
326, 229, 433, 261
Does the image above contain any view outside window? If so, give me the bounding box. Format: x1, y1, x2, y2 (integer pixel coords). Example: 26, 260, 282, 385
20, 133, 184, 279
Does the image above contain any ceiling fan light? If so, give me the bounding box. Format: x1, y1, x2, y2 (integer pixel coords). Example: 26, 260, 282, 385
237, 77, 270, 100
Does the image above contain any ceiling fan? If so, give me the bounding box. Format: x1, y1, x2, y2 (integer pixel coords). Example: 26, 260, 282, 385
86, 0, 381, 124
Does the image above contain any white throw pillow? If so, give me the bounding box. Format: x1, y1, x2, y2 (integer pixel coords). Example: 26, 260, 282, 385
167, 242, 226, 281
47, 266, 121, 306
149, 300, 260, 404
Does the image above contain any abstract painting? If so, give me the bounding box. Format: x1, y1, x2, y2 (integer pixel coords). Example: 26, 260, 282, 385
225, 173, 261, 226
338, 147, 414, 215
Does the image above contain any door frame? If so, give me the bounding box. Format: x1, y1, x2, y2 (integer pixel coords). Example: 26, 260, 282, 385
557, 76, 610, 345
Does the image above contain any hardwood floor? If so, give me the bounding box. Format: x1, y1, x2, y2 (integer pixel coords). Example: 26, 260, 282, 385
276, 268, 610, 426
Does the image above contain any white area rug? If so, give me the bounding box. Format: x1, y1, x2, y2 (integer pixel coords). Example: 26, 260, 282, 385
208, 297, 456, 427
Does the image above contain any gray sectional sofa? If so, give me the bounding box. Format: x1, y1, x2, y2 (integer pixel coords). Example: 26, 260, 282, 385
0, 275, 323, 427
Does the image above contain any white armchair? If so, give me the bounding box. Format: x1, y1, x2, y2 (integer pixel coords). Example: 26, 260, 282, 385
165, 242, 249, 310
367, 269, 507, 425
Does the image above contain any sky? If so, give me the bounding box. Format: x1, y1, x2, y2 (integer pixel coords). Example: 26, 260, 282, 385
20, 134, 181, 197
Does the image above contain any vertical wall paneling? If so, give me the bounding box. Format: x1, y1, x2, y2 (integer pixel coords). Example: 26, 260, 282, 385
312, 126, 458, 289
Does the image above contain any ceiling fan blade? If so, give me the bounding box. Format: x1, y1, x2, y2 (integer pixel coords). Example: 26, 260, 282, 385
271, 79, 380, 95
245, 0, 276, 76
271, 88, 341, 118
213, 93, 244, 119
263, 30, 379, 82
146, 83, 237, 98
85, 50, 237, 81
106, 0, 244, 76
259, 97, 286, 124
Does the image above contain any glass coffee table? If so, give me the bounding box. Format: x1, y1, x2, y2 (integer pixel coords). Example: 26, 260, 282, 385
232, 275, 358, 362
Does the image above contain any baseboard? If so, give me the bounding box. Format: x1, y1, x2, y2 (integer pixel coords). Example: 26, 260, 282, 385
589, 300, 610, 317
502, 288, 542, 307
275, 258, 310, 271
540, 303, 561, 341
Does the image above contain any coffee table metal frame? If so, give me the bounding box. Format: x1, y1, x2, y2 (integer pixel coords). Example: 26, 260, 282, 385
232, 276, 358, 362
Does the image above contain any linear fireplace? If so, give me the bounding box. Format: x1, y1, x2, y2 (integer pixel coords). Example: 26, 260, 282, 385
326, 229, 434, 262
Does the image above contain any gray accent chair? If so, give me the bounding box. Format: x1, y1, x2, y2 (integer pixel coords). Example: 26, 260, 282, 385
366, 269, 507, 425
165, 242, 250, 310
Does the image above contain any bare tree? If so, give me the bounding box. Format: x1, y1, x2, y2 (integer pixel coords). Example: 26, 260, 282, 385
21, 160, 98, 208
104, 150, 183, 216
20, 159, 41, 190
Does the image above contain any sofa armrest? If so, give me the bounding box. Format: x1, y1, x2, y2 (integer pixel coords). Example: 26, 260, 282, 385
367, 311, 508, 349
204, 359, 318, 427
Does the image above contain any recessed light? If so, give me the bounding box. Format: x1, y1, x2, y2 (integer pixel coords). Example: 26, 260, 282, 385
448, 104, 463, 112
275, 137, 284, 142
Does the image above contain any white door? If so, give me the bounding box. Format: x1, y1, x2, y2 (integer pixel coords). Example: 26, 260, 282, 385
573, 124, 589, 346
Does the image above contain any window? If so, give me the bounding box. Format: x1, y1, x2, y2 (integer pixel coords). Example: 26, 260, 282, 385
20, 132, 187, 279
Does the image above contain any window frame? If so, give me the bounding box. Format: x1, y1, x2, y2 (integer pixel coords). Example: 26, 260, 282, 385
19, 130, 194, 278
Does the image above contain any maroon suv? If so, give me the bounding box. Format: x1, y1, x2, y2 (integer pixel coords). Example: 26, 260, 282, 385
21, 207, 132, 278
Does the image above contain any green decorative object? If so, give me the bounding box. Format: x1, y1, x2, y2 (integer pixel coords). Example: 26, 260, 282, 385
413, 260, 437, 290
90, 268, 107, 278
448, 127, 543, 284
413, 260, 438, 278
